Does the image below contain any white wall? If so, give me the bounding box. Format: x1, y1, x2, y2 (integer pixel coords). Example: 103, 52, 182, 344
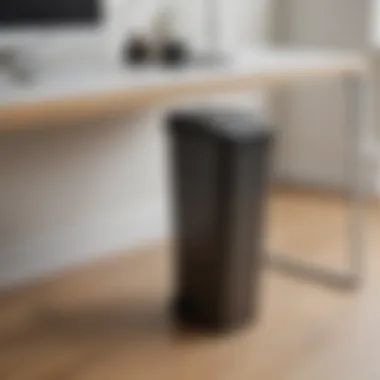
0, 0, 273, 288
0, 115, 170, 287
273, 0, 376, 189
371, 0, 380, 46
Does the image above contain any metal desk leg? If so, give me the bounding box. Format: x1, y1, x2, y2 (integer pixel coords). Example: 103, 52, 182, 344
267, 75, 366, 290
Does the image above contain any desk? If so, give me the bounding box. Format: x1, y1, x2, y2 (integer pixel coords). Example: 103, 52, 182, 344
0, 50, 369, 288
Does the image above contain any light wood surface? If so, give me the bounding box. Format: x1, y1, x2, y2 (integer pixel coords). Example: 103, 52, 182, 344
0, 188, 379, 380
0, 52, 366, 130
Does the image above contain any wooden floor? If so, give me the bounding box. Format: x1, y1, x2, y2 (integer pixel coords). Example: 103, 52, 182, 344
1, 188, 380, 380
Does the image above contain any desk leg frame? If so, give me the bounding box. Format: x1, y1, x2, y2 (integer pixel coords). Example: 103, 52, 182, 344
267, 75, 366, 290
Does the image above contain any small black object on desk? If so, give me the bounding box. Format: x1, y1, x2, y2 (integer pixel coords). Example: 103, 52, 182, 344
123, 35, 151, 65
158, 39, 189, 66
168, 108, 274, 333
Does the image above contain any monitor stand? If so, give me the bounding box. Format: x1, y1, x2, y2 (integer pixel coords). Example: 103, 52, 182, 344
0, 48, 36, 83
0, 34, 40, 84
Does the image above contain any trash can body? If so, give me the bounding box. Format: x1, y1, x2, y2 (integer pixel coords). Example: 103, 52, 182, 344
168, 109, 274, 332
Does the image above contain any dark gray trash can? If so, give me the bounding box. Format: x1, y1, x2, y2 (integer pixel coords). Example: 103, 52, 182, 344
168, 108, 274, 332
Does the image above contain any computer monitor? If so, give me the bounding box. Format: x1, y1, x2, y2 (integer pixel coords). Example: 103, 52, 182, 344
0, 0, 102, 80
0, 0, 100, 27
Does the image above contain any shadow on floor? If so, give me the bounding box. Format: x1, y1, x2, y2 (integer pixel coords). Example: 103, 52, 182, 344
39, 297, 178, 341
0, 295, 225, 354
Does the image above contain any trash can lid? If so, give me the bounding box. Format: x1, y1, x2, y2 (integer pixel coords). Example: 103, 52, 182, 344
168, 108, 273, 144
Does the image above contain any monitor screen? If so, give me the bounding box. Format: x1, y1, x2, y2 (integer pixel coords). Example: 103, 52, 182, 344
0, 0, 100, 27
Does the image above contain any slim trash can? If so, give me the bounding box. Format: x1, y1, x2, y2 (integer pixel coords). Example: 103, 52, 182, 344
168, 108, 274, 332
